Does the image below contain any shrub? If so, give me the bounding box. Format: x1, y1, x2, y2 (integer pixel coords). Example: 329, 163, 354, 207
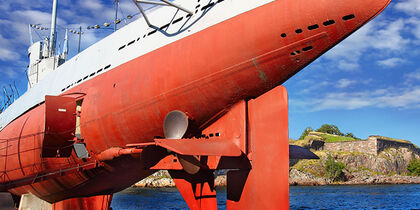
325, 155, 346, 181
344, 132, 360, 139
299, 127, 313, 140
316, 124, 344, 136
407, 158, 420, 176
345, 132, 355, 138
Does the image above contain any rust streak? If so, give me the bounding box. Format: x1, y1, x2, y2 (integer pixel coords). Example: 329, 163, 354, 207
252, 58, 268, 83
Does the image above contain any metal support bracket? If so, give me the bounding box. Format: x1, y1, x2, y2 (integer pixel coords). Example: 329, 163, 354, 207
132, 0, 193, 27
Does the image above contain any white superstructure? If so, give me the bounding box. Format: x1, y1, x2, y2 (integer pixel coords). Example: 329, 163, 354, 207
27, 39, 67, 89
27, 0, 66, 89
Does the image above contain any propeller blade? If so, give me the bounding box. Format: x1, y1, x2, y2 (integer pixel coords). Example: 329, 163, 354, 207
177, 154, 201, 175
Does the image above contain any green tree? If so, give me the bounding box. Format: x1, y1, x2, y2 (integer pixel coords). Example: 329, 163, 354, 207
316, 124, 344, 136
325, 155, 346, 181
345, 132, 358, 139
299, 127, 313, 140
407, 158, 420, 176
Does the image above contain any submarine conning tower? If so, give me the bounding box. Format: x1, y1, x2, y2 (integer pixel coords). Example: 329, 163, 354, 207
27, 0, 67, 89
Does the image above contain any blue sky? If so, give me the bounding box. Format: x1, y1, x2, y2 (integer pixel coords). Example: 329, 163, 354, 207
0, 1, 419, 145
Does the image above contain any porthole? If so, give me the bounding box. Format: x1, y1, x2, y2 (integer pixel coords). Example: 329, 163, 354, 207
127, 40, 135, 46
308, 24, 319, 30
323, 20, 335, 26
302, 46, 313, 52
202, 2, 215, 10
342, 14, 355, 21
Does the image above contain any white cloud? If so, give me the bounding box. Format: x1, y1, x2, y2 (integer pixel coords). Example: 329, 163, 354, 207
324, 22, 373, 61
298, 81, 330, 94
0, 0, 50, 11
407, 18, 420, 43
338, 60, 359, 71
291, 86, 420, 111
0, 48, 20, 61
1, 68, 19, 79
0, 33, 20, 61
405, 69, 420, 81
373, 19, 409, 50
80, 0, 104, 11
395, 0, 420, 15
324, 18, 410, 71
376, 57, 406, 67
3, 10, 67, 46
336, 79, 356, 88
12, 10, 53, 25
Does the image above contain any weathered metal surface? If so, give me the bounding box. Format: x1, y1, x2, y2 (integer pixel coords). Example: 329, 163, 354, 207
1, 160, 100, 192
201, 101, 247, 154
43, 95, 76, 157
227, 86, 289, 209
51, 194, 112, 210
96, 147, 143, 161
169, 170, 217, 210
155, 138, 242, 156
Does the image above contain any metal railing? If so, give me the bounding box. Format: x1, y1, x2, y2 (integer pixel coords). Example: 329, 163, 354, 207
0, 82, 20, 114
132, 0, 193, 26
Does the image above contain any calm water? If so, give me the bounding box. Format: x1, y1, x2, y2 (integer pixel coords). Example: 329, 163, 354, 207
111, 185, 420, 209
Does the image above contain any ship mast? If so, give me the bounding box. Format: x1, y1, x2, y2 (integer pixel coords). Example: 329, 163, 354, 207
49, 0, 58, 56
114, 0, 119, 32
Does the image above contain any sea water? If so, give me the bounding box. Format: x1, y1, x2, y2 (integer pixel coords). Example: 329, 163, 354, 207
111, 184, 420, 209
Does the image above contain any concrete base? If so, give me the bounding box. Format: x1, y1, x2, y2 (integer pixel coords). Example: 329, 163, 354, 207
0, 192, 14, 210
19, 193, 51, 210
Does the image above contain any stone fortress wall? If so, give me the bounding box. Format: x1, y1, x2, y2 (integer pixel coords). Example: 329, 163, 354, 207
322, 135, 419, 155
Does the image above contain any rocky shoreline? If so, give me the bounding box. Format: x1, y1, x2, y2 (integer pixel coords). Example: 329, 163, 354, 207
133, 171, 227, 188
289, 168, 420, 186
132, 170, 420, 188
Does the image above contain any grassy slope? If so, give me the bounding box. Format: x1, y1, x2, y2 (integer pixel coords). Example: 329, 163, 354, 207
289, 132, 360, 147
317, 133, 359, 143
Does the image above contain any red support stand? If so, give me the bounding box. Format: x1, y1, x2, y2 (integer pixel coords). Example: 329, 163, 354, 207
170, 86, 290, 209
51, 194, 113, 210
226, 86, 289, 209
169, 170, 217, 210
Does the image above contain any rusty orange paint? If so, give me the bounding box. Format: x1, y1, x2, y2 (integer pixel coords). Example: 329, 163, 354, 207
43, 95, 77, 157
227, 86, 289, 209
0, 0, 391, 208
170, 170, 217, 210
52, 195, 112, 210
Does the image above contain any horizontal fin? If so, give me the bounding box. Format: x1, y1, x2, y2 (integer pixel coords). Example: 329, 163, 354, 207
154, 138, 242, 156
